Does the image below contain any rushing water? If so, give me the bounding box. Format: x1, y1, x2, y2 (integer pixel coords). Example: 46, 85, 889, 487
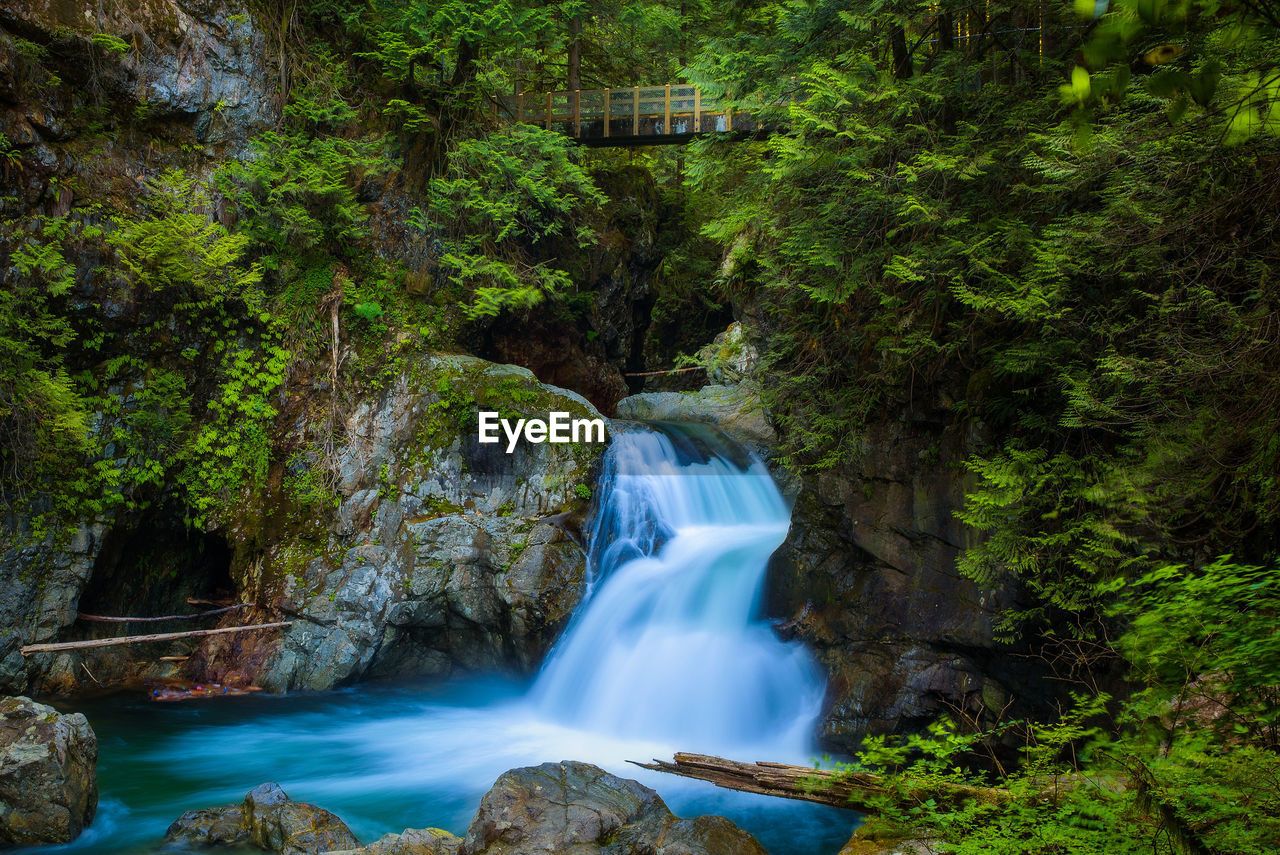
26, 422, 851, 855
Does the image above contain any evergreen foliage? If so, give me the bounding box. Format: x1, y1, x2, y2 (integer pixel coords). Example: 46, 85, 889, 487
428, 125, 605, 318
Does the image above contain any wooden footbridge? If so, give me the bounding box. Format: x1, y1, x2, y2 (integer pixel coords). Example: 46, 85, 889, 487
494, 84, 778, 146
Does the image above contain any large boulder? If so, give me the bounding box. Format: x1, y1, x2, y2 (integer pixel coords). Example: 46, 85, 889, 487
461, 761, 768, 855
0, 696, 97, 846
164, 782, 360, 854
192, 355, 608, 692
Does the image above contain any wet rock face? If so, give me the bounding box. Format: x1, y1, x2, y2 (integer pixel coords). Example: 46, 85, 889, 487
0, 0, 277, 149
616, 384, 776, 451
461, 761, 768, 855
0, 524, 106, 695
165, 781, 361, 854
767, 416, 1029, 751
195, 355, 607, 693
0, 695, 98, 846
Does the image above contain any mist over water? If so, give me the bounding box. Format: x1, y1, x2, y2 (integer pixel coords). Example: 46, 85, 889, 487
24, 422, 850, 855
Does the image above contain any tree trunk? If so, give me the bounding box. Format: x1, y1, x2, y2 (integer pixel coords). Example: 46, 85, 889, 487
20, 622, 293, 655
451, 37, 478, 87
568, 15, 583, 91
630, 753, 1012, 813
890, 25, 913, 79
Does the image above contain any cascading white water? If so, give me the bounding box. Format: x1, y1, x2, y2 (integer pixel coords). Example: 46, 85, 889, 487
532, 421, 825, 753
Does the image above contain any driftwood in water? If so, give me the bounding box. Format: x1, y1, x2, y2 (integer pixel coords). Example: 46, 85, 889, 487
77, 603, 251, 623
19, 622, 292, 655
630, 753, 1013, 813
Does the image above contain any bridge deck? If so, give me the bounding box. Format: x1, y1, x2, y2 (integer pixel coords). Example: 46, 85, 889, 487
495, 84, 769, 146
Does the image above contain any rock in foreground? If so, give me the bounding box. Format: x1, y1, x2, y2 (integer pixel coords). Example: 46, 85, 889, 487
462, 761, 769, 855
330, 827, 462, 854
0, 695, 97, 846
163, 763, 764, 855
165, 782, 360, 854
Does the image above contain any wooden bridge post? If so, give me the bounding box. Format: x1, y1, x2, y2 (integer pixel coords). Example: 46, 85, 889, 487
545, 92, 552, 130
633, 86, 640, 136
664, 84, 671, 134
694, 88, 701, 133
516, 92, 524, 123
574, 90, 581, 138
604, 88, 611, 138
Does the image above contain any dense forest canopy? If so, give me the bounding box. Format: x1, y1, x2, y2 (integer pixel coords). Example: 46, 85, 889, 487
2, 0, 1279, 850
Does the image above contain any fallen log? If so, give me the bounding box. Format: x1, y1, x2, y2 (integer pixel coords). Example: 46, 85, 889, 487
629, 753, 1012, 813
19, 622, 292, 656
77, 603, 251, 623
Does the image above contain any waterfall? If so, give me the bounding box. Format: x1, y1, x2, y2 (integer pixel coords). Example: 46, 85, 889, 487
531, 421, 824, 753
48, 421, 846, 855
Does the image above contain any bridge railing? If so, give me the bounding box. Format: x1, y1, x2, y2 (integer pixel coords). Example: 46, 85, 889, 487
495, 84, 768, 141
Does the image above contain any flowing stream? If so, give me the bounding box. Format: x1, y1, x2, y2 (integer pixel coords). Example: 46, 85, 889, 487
30, 422, 850, 855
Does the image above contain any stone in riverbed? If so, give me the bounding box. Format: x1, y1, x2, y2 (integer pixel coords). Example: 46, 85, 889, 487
461, 760, 768, 855
163, 763, 762, 855
330, 827, 463, 854
164, 782, 360, 854
0, 695, 98, 846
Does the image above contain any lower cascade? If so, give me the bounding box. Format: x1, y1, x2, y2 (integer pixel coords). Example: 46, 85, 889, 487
533, 422, 824, 751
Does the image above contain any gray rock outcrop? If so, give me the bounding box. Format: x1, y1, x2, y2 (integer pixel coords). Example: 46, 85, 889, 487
615, 384, 775, 449
0, 524, 107, 695
164, 782, 361, 854
768, 416, 1027, 750
0, 0, 278, 150
0, 695, 97, 846
163, 764, 764, 855
194, 354, 607, 692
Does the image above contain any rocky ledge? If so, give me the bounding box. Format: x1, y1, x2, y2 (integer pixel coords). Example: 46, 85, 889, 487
0, 696, 97, 846
1, 354, 608, 698
163, 761, 767, 855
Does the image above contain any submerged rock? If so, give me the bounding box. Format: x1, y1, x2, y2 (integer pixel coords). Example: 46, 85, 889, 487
0, 695, 97, 846
164, 782, 360, 854
462, 760, 768, 855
